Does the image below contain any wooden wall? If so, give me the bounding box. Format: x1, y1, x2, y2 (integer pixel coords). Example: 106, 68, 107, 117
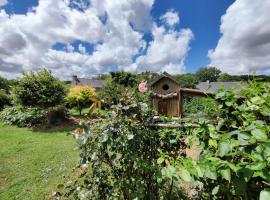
153, 77, 180, 95
152, 77, 181, 116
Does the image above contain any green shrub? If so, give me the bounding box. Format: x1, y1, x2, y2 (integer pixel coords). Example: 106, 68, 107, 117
97, 80, 130, 107
46, 105, 68, 125
12, 69, 66, 107
161, 81, 270, 199
0, 89, 11, 110
0, 106, 47, 127
0, 105, 69, 127
63, 91, 189, 199
61, 81, 270, 199
183, 96, 216, 116
90, 108, 108, 119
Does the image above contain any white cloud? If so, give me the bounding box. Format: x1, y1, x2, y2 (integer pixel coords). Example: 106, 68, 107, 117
0, 0, 7, 7
134, 24, 193, 74
208, 0, 270, 75
160, 10, 180, 27
0, 0, 193, 79
66, 43, 74, 53
78, 44, 86, 54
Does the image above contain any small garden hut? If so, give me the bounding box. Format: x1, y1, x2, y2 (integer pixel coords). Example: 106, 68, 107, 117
149, 72, 207, 117
149, 72, 181, 116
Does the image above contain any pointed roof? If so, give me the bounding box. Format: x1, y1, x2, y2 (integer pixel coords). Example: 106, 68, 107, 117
148, 72, 180, 87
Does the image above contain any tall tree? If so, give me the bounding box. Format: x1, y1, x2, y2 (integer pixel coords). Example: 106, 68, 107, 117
196, 67, 222, 82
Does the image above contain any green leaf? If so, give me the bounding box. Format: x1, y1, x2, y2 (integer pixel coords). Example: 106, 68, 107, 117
251, 96, 265, 105
205, 168, 217, 180
219, 142, 231, 157
179, 168, 192, 182
247, 162, 266, 171
166, 166, 176, 178
239, 168, 253, 182
195, 166, 204, 178
157, 157, 164, 165
260, 189, 270, 200
209, 139, 218, 148
251, 129, 267, 140
220, 168, 231, 182
212, 185, 220, 195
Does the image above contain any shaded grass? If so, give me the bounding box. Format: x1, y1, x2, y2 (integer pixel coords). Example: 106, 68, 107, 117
0, 123, 79, 200
69, 107, 90, 116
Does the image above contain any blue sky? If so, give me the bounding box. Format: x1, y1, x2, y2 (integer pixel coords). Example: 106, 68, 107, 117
0, 0, 269, 79
152, 0, 234, 73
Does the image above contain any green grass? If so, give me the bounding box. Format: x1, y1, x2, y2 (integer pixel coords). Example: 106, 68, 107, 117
0, 123, 79, 200
69, 107, 90, 116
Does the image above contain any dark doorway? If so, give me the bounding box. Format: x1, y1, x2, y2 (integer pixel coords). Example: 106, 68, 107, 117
158, 100, 167, 115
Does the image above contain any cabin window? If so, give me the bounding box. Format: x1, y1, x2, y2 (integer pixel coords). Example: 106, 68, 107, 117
162, 84, 169, 91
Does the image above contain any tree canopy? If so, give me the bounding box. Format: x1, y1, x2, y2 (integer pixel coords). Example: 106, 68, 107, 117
196, 67, 222, 82
13, 69, 66, 107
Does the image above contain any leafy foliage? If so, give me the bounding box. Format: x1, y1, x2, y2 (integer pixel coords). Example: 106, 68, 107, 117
0, 89, 11, 110
0, 106, 47, 127
175, 73, 198, 88
110, 71, 140, 87
98, 80, 132, 107
0, 76, 12, 92
46, 105, 68, 125
161, 81, 270, 199
13, 69, 66, 107
64, 91, 192, 199
196, 67, 222, 82
61, 80, 269, 199
66, 85, 96, 116
183, 96, 216, 116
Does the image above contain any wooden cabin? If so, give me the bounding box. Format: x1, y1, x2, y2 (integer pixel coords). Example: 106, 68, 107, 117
149, 72, 207, 117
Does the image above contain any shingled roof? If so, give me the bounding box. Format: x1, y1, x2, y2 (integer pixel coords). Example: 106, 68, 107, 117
196, 82, 248, 94
148, 72, 180, 86
72, 76, 106, 89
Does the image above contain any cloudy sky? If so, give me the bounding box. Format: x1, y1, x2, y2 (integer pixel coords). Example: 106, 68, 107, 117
0, 0, 269, 79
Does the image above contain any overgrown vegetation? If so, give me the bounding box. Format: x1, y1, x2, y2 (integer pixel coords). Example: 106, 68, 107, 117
0, 106, 47, 127
0, 89, 11, 110
0, 70, 67, 127
183, 96, 216, 116
61, 81, 270, 199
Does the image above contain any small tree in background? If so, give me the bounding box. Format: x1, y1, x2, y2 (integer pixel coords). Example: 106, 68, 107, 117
13, 69, 66, 107
66, 85, 96, 116
0, 89, 11, 110
175, 73, 198, 88
196, 67, 222, 82
110, 71, 139, 87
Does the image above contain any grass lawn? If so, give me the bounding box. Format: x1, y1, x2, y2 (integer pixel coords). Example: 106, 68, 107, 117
0, 123, 79, 200
69, 107, 90, 116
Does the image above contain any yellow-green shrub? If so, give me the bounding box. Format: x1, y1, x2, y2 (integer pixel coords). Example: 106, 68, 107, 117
66, 85, 96, 115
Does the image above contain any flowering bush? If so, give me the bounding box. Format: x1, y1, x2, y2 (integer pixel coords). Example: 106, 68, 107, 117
138, 81, 147, 93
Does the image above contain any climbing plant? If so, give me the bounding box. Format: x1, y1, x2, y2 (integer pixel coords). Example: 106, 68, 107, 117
160, 81, 270, 199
